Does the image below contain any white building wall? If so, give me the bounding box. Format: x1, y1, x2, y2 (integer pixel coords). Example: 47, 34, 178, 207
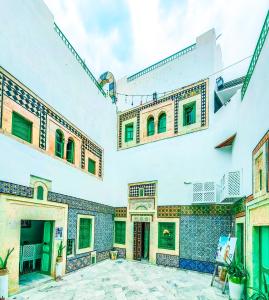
0, 0, 119, 205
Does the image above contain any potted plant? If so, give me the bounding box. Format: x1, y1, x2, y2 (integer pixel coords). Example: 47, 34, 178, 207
0, 248, 14, 299
110, 249, 118, 260
55, 241, 65, 281
226, 259, 247, 300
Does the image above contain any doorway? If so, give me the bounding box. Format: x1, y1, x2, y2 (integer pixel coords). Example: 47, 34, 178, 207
19, 220, 53, 288
133, 222, 150, 261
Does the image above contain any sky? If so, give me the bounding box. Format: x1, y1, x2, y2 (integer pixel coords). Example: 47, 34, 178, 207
44, 0, 269, 82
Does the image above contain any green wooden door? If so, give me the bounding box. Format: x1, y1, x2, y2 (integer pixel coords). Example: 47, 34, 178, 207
260, 226, 269, 292
143, 223, 150, 259
41, 221, 52, 275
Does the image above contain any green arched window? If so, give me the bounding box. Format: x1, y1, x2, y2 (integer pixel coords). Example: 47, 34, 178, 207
147, 117, 155, 136
37, 186, 44, 200
66, 138, 75, 164
55, 129, 64, 158
158, 113, 166, 133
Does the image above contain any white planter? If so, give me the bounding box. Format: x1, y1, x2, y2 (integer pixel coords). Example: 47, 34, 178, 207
0, 272, 8, 299
229, 280, 244, 300
55, 261, 63, 279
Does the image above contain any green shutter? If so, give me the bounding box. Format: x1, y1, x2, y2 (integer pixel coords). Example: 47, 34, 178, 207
183, 102, 196, 126
125, 123, 134, 142
55, 130, 64, 158
147, 117, 155, 136
236, 223, 244, 264
88, 159, 96, 175
66, 139, 75, 163
12, 112, 32, 143
37, 186, 44, 200
158, 222, 176, 250
115, 221, 126, 244
158, 113, 166, 133
79, 218, 92, 249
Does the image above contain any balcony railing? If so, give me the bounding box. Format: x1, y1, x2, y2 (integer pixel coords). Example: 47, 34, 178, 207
54, 23, 106, 97
241, 10, 269, 99
127, 43, 196, 82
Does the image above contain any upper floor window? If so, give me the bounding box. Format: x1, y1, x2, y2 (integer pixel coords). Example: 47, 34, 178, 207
183, 102, 196, 126
88, 158, 96, 175
259, 169, 263, 191
37, 186, 44, 200
139, 188, 145, 197
55, 129, 64, 158
125, 123, 134, 142
66, 138, 75, 164
158, 113, 167, 133
147, 116, 155, 136
12, 112, 32, 143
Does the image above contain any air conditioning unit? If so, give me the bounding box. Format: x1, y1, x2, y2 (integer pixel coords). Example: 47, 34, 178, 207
220, 170, 242, 203
193, 182, 220, 204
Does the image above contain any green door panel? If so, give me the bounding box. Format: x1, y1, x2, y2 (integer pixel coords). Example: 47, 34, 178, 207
260, 226, 269, 292
143, 223, 150, 259
41, 221, 52, 275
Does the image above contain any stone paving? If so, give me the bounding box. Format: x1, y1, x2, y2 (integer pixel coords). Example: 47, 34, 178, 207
11, 259, 228, 300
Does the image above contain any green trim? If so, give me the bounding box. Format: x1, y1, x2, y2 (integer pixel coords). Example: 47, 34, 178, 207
127, 43, 196, 82
125, 123, 134, 142
241, 11, 269, 99
37, 186, 44, 200
88, 158, 96, 175
54, 23, 106, 97
115, 221, 126, 244
11, 111, 32, 143
158, 222, 176, 250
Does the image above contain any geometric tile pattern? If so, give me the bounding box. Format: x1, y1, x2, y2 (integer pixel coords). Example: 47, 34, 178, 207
0, 180, 33, 198
115, 207, 127, 218
156, 253, 180, 268
113, 247, 126, 259
180, 215, 233, 263
129, 183, 156, 197
232, 198, 246, 215
179, 258, 215, 274
96, 250, 110, 262
66, 254, 91, 273
48, 191, 115, 214
157, 204, 233, 218
118, 79, 208, 149
0, 70, 103, 177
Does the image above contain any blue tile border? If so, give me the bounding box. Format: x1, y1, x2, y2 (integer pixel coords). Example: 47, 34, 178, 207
179, 258, 215, 274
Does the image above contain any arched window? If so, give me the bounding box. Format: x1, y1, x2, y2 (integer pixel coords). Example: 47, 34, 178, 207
147, 116, 155, 136
66, 138, 75, 164
37, 186, 44, 200
55, 129, 64, 158
158, 113, 166, 133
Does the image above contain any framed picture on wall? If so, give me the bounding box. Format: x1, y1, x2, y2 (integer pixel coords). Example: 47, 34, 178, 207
21, 220, 31, 228
55, 227, 63, 240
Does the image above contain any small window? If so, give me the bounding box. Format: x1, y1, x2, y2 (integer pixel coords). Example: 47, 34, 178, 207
125, 123, 134, 142
78, 218, 92, 250
147, 116, 155, 136
158, 113, 166, 133
55, 129, 64, 158
139, 188, 145, 197
37, 186, 44, 200
88, 158, 96, 175
183, 102, 196, 126
67, 239, 75, 256
115, 221, 126, 244
12, 112, 32, 143
66, 138, 75, 164
158, 222, 176, 250
259, 169, 263, 191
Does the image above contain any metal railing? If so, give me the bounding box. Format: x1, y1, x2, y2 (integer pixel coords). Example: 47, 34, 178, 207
241, 10, 269, 99
54, 23, 106, 97
127, 43, 196, 82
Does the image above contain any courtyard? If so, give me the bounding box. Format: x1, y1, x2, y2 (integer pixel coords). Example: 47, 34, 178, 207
11, 260, 228, 300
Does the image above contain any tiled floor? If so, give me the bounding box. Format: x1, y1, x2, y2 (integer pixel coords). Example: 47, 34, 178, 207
19, 272, 52, 292
11, 259, 228, 300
